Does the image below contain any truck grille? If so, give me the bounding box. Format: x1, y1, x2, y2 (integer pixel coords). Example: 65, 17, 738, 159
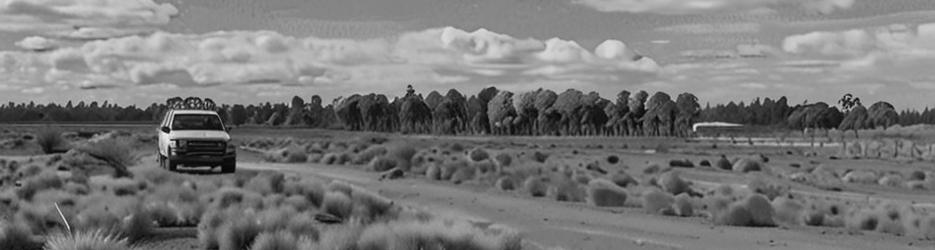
182, 140, 226, 156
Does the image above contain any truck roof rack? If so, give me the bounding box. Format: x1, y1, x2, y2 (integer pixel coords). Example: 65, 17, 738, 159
166, 97, 218, 110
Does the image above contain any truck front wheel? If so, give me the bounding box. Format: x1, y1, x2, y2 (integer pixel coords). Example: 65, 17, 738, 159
221, 158, 236, 173
162, 149, 178, 171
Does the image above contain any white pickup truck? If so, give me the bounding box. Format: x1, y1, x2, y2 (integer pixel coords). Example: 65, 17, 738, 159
157, 109, 236, 173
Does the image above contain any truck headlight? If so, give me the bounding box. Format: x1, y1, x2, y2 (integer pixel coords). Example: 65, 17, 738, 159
171, 139, 187, 148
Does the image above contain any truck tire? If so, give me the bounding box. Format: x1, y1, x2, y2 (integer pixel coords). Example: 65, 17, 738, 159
163, 148, 177, 171
221, 159, 236, 173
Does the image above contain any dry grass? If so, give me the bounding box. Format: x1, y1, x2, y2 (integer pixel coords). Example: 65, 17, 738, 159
44, 230, 130, 250
77, 137, 139, 178
0, 221, 41, 250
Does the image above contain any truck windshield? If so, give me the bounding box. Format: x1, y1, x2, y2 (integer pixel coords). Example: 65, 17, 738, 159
171, 114, 224, 131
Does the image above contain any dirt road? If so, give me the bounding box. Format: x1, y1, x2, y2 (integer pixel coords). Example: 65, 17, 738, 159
237, 162, 925, 250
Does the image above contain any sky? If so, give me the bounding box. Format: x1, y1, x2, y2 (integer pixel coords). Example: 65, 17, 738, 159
2, 0, 935, 109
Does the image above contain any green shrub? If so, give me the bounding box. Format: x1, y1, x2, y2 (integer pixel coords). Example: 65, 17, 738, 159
468, 148, 490, 162
16, 171, 64, 200
368, 156, 398, 172
354, 146, 388, 165
44, 230, 129, 250
321, 191, 353, 219
658, 171, 691, 196
732, 158, 762, 173
283, 178, 325, 207
641, 188, 674, 214
672, 194, 694, 217
586, 179, 627, 207
251, 231, 298, 250
244, 172, 286, 195
36, 128, 65, 154
450, 166, 477, 184
120, 208, 154, 242
771, 197, 804, 226
218, 216, 262, 250
522, 176, 547, 197
495, 177, 515, 191
548, 178, 585, 202
426, 164, 441, 180
494, 153, 512, 167
0, 221, 41, 250
77, 137, 138, 178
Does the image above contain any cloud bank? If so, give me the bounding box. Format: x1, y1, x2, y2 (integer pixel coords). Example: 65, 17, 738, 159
0, 27, 659, 99
574, 0, 855, 14
0, 0, 179, 39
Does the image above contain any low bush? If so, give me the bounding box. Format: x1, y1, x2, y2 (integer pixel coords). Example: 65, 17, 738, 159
715, 156, 732, 170
747, 174, 788, 200
715, 203, 754, 226
672, 194, 694, 217
321, 191, 354, 219
354, 146, 388, 165
586, 179, 627, 207
494, 153, 513, 167
36, 128, 65, 154
468, 147, 490, 162
283, 178, 325, 207
658, 171, 691, 196
426, 165, 442, 180
732, 158, 762, 173
77, 137, 138, 178
450, 166, 477, 184
877, 174, 904, 187
548, 178, 585, 202
642, 188, 674, 214
742, 194, 775, 227
218, 216, 262, 250
0, 221, 41, 250
606, 155, 620, 165
699, 160, 711, 167
668, 159, 694, 168
17, 171, 64, 200
523, 176, 547, 197
529, 151, 549, 163
771, 197, 804, 226
388, 144, 418, 170
251, 231, 298, 250
609, 172, 638, 188
368, 156, 398, 172
495, 177, 515, 191
842, 171, 878, 185
120, 207, 154, 242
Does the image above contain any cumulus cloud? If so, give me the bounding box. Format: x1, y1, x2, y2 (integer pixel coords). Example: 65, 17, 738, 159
15, 36, 58, 51
0, 27, 659, 97
574, 0, 854, 14
0, 0, 179, 38
783, 23, 935, 64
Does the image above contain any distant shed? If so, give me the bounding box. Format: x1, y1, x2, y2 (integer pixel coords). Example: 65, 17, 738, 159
693, 122, 745, 136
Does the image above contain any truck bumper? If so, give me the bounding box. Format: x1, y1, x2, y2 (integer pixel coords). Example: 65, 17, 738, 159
169, 152, 235, 166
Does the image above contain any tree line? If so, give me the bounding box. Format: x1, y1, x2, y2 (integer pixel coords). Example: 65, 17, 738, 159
0, 87, 910, 137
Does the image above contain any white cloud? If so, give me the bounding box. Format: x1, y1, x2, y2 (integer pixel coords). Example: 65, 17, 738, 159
15, 36, 57, 51
0, 0, 179, 38
0, 27, 659, 98
574, 0, 854, 15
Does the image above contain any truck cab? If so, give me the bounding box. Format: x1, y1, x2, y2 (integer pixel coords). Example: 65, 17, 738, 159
157, 109, 236, 173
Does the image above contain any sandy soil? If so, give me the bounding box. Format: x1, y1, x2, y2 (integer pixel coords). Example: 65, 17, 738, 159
234, 160, 929, 250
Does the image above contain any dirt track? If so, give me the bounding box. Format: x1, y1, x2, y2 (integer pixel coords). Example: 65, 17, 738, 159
237, 161, 926, 250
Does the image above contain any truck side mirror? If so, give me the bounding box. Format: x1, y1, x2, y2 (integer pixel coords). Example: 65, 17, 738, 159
160, 126, 171, 133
